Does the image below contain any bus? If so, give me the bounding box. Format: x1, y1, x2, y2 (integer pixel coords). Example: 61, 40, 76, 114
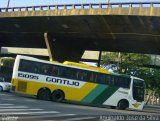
11, 55, 146, 110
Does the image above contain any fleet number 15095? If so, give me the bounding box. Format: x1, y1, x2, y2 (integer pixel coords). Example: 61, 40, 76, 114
18, 73, 39, 80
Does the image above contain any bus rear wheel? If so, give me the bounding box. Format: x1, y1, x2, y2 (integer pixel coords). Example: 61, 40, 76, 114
51, 90, 64, 102
37, 88, 51, 101
117, 100, 129, 110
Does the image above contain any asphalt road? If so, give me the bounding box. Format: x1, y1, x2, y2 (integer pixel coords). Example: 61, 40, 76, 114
0, 92, 159, 121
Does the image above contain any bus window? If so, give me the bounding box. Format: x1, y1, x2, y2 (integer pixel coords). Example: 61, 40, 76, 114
77, 70, 85, 81
96, 73, 106, 84
19, 60, 40, 73
122, 77, 131, 88
40, 64, 52, 75
19, 60, 31, 72
66, 68, 77, 80
58, 66, 68, 78
114, 77, 131, 88
76, 70, 91, 81
105, 74, 111, 85
58, 66, 77, 80
51, 65, 59, 76
114, 77, 119, 86
89, 72, 97, 82
106, 75, 114, 85
32, 65, 39, 73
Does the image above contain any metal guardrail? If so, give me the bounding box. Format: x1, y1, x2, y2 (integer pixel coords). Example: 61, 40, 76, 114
0, 2, 160, 12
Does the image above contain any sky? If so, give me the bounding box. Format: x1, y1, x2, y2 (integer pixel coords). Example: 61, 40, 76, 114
0, 0, 156, 8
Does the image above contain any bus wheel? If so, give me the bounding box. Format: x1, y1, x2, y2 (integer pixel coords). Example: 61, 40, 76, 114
51, 90, 64, 102
117, 100, 129, 110
37, 88, 51, 101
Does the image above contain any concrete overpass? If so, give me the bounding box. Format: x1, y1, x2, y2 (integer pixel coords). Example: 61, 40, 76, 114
0, 2, 160, 63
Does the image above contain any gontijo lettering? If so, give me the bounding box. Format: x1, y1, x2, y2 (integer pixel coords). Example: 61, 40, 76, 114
46, 77, 80, 87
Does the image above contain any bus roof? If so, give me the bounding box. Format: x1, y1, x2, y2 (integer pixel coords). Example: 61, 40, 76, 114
63, 61, 110, 74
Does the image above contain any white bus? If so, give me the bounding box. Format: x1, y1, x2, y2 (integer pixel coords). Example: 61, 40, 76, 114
11, 55, 146, 110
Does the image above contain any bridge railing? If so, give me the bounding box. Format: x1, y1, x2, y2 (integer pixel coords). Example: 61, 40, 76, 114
0, 2, 160, 12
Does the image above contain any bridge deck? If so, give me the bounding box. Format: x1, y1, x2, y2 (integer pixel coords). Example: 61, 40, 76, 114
0, 2, 160, 59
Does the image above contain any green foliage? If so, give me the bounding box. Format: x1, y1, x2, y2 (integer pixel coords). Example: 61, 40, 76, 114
145, 69, 160, 93
101, 52, 119, 65
101, 52, 160, 93
0, 57, 15, 67
0, 57, 15, 73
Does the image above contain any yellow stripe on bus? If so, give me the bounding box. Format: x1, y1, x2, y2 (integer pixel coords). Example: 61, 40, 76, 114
12, 79, 97, 101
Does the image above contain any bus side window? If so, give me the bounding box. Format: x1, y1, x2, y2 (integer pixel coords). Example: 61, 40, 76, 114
66, 68, 77, 80
33, 65, 39, 73
82, 71, 89, 81
52, 66, 59, 76
76, 70, 89, 81
89, 72, 95, 82
113, 76, 119, 86
69, 68, 77, 80
59, 67, 67, 78
96, 73, 105, 84
76, 71, 84, 80
106, 75, 111, 85
19, 60, 32, 72
39, 64, 49, 75
110, 76, 115, 85
43, 67, 48, 74
106, 75, 115, 85
94, 73, 97, 83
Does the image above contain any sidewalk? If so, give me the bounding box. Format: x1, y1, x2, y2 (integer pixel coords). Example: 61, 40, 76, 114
144, 104, 160, 109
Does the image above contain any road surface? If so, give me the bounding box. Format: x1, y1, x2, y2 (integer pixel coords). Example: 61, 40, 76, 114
0, 92, 159, 121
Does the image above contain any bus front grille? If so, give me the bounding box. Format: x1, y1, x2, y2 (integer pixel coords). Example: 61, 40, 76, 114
17, 81, 27, 92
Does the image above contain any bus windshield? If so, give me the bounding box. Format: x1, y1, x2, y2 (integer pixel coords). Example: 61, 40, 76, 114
133, 79, 145, 102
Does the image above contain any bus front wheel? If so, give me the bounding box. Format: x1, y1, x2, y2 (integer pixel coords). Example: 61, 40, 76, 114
37, 88, 51, 101
51, 90, 64, 102
117, 99, 129, 110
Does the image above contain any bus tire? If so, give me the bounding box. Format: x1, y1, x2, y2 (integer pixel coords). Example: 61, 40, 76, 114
0, 86, 3, 92
51, 90, 64, 102
117, 99, 129, 110
37, 88, 51, 101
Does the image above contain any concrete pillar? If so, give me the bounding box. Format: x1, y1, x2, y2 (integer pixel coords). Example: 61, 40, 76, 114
44, 32, 54, 62
44, 32, 84, 62
97, 51, 102, 67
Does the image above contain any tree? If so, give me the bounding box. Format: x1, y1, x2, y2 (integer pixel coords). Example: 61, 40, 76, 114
101, 52, 151, 73
101, 52, 160, 95
0, 57, 15, 67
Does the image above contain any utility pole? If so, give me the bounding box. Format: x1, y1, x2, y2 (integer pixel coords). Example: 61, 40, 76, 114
97, 51, 102, 67
117, 52, 121, 71
7, 0, 10, 8
108, 0, 110, 8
